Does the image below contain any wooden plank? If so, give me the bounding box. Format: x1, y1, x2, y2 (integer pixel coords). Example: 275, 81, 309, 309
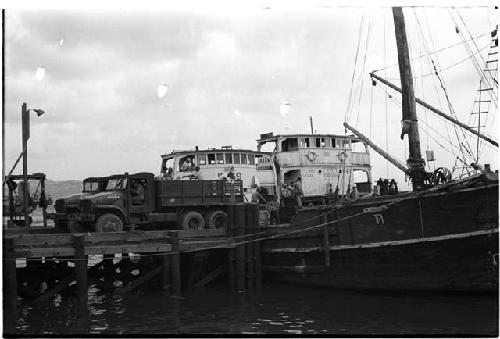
85, 243, 172, 256
193, 264, 226, 288
13, 233, 73, 247
15, 247, 75, 258
179, 240, 234, 251
115, 266, 162, 294
177, 228, 226, 238
262, 265, 326, 273
34, 273, 75, 303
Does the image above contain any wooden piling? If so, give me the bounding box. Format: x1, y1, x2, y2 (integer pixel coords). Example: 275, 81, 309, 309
322, 214, 331, 268
245, 204, 256, 290
234, 203, 246, 291
169, 232, 181, 297
227, 203, 236, 290
3, 237, 18, 310
161, 253, 171, 291
73, 234, 88, 303
253, 204, 262, 289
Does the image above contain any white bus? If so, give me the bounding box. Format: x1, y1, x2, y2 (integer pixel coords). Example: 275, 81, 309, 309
159, 146, 277, 202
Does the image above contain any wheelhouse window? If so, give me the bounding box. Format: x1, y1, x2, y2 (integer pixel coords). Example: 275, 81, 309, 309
179, 155, 195, 171
197, 154, 207, 166
208, 153, 216, 164
281, 138, 298, 152
300, 137, 311, 148
241, 153, 248, 164
225, 153, 233, 164
256, 155, 272, 170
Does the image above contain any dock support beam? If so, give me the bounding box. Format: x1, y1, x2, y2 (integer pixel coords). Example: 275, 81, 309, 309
3, 237, 18, 310
73, 234, 88, 304
169, 232, 181, 297
246, 204, 255, 290
235, 204, 246, 292
253, 205, 262, 290
322, 214, 331, 268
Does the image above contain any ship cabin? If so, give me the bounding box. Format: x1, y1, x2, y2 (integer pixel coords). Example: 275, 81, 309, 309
159, 146, 277, 202
256, 132, 372, 200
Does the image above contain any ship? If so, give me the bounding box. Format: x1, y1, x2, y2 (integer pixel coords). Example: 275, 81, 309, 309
260, 7, 499, 291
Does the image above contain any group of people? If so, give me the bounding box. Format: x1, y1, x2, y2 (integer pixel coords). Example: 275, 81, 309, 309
375, 178, 399, 196
280, 177, 303, 208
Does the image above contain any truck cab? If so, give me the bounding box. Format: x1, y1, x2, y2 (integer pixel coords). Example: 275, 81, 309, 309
55, 172, 155, 233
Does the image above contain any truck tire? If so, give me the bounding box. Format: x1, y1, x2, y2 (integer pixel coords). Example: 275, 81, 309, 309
95, 213, 123, 233
180, 211, 205, 230
205, 210, 227, 230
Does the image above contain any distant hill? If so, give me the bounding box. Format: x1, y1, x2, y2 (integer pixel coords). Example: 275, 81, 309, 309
44, 180, 82, 199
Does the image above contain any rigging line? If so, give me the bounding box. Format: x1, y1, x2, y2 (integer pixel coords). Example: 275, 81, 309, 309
345, 14, 365, 124
431, 59, 476, 160
419, 124, 464, 158
380, 42, 491, 81
455, 8, 487, 67
369, 77, 374, 140
419, 117, 469, 155
449, 9, 497, 99
372, 31, 490, 74
384, 13, 389, 177
416, 10, 475, 161
355, 14, 373, 129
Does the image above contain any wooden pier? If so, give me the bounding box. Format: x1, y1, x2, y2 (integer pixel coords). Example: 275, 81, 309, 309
3, 203, 263, 309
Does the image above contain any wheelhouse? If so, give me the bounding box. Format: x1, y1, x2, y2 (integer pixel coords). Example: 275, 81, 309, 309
257, 132, 372, 198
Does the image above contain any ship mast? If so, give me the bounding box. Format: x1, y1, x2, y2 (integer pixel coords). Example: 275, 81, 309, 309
392, 7, 426, 191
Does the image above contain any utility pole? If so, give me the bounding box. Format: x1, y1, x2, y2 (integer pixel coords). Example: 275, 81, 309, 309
392, 7, 426, 191
22, 102, 30, 227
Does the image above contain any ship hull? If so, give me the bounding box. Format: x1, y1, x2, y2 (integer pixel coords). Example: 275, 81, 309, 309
262, 174, 499, 291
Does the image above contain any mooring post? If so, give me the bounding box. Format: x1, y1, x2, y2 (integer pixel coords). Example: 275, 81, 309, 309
235, 203, 246, 292
161, 253, 171, 292
169, 232, 181, 297
73, 234, 88, 304
245, 204, 255, 290
322, 214, 331, 268
253, 204, 263, 290
3, 237, 18, 310
227, 204, 236, 290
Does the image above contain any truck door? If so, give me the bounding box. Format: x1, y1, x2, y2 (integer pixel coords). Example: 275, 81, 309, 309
129, 177, 152, 215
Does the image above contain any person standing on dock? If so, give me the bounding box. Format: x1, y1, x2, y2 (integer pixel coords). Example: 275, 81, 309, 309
294, 177, 303, 208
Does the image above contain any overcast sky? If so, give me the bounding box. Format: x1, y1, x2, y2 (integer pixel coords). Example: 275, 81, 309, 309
3, 5, 498, 187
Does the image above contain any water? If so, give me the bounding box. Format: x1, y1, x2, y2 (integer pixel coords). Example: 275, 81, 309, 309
4, 283, 498, 336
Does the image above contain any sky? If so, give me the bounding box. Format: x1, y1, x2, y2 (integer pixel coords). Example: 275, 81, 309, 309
3, 4, 498, 188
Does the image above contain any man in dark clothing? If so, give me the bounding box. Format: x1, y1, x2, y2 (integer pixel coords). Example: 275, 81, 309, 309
294, 177, 303, 208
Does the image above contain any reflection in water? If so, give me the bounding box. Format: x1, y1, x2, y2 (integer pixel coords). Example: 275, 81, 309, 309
4, 284, 498, 336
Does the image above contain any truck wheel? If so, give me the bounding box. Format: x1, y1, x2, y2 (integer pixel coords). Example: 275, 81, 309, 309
67, 220, 87, 233
180, 211, 205, 230
95, 213, 123, 233
205, 210, 227, 230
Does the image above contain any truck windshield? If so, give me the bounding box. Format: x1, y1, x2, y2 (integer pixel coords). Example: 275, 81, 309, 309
105, 178, 128, 191
84, 181, 99, 193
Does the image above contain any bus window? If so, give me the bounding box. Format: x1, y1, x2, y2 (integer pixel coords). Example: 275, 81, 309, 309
197, 154, 207, 166
225, 153, 233, 164
248, 154, 255, 165
241, 153, 248, 164
208, 153, 216, 164
234, 153, 241, 164
216, 153, 224, 164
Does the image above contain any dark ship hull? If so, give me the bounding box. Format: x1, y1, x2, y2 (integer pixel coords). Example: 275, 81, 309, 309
262, 173, 499, 291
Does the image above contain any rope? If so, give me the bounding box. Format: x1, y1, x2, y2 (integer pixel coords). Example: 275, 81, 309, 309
345, 14, 365, 124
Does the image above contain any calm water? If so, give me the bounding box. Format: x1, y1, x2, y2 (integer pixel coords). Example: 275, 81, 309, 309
4, 283, 498, 336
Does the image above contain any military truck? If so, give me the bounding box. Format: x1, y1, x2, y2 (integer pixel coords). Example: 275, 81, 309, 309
54, 172, 243, 233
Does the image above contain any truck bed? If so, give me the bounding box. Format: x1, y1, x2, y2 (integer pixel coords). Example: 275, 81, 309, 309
155, 179, 244, 207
